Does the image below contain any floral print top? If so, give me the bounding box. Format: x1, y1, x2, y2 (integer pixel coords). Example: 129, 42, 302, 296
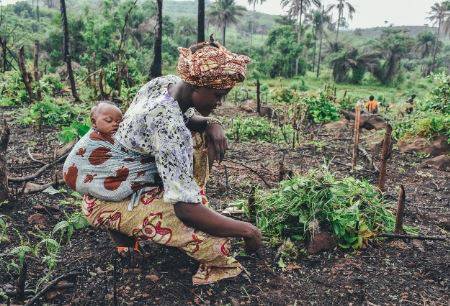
115, 75, 202, 204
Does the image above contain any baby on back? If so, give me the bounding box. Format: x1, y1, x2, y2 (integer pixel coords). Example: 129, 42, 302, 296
63, 102, 161, 209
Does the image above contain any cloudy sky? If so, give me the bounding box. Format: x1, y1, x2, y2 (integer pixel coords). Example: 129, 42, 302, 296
235, 0, 439, 29
1, 0, 442, 29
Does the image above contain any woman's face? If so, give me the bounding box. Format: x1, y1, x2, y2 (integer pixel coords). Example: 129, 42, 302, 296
191, 87, 230, 116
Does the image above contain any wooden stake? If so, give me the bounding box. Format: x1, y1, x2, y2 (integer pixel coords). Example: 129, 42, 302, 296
377, 124, 393, 191
18, 46, 34, 103
248, 186, 256, 223
256, 79, 261, 115
0, 120, 10, 201
351, 104, 361, 170
33, 40, 42, 101
224, 164, 229, 190
394, 185, 406, 234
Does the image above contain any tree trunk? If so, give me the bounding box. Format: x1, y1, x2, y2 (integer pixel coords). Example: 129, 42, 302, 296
316, 20, 324, 78
36, 0, 40, 22
222, 20, 227, 46
197, 0, 205, 42
18, 46, 34, 103
33, 40, 42, 101
335, 7, 342, 43
295, 1, 303, 76
60, 0, 80, 101
1, 37, 7, 72
250, 2, 255, 47
150, 0, 163, 79
312, 26, 317, 72
431, 18, 441, 72
0, 120, 10, 201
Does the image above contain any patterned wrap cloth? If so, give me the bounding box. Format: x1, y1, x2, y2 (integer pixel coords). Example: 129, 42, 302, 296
63, 130, 160, 210
81, 133, 243, 285
177, 41, 251, 89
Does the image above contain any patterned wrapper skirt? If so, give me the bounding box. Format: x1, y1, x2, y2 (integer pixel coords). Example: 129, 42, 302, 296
80, 133, 243, 285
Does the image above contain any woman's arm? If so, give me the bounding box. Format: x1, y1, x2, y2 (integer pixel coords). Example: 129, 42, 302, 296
174, 202, 262, 253
186, 115, 228, 163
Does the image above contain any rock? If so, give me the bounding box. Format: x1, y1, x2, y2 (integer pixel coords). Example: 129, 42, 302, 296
27, 213, 47, 229
145, 274, 160, 282
399, 136, 449, 157
421, 154, 450, 171
307, 231, 336, 254
239, 100, 256, 112
341, 110, 387, 130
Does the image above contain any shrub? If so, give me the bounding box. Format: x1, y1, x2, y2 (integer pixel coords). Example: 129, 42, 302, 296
226, 116, 294, 144
17, 97, 87, 127
242, 168, 413, 250
301, 93, 340, 123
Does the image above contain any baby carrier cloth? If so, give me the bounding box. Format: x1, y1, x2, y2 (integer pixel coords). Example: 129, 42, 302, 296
63, 129, 160, 210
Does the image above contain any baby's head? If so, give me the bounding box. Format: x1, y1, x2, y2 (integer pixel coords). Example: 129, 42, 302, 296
90, 102, 123, 135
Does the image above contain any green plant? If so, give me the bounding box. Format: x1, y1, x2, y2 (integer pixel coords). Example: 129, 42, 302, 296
271, 87, 301, 104
0, 215, 9, 243
58, 118, 91, 143
239, 167, 412, 250
18, 97, 88, 127
32, 231, 61, 270
53, 211, 89, 243
301, 93, 340, 123
226, 116, 294, 144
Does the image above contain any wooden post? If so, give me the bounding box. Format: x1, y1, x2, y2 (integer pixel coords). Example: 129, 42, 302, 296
351, 104, 361, 171
0, 120, 10, 201
224, 164, 229, 190
33, 40, 42, 101
377, 124, 392, 192
248, 186, 256, 223
18, 46, 34, 103
394, 185, 406, 234
197, 0, 205, 43
0, 37, 7, 72
149, 0, 163, 78
256, 79, 261, 115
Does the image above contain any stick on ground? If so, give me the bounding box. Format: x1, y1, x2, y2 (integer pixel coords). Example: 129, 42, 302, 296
394, 185, 406, 234
377, 124, 393, 191
351, 104, 361, 171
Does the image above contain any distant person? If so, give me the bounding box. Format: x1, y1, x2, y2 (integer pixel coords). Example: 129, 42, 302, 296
405, 94, 416, 114
365, 95, 379, 114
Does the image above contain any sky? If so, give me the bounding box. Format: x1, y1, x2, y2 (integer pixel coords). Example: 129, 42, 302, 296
235, 0, 440, 29
1, 0, 443, 29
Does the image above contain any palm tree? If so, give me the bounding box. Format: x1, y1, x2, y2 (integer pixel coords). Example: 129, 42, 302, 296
415, 31, 436, 59
280, 0, 320, 75
330, 47, 380, 83
198, 0, 205, 42
150, 0, 162, 78
248, 0, 266, 47
427, 1, 450, 70
313, 5, 333, 78
207, 0, 246, 46
305, 5, 332, 73
329, 0, 355, 43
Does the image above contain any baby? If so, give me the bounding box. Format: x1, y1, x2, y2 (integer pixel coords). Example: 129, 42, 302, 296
90, 102, 123, 137
63, 102, 161, 210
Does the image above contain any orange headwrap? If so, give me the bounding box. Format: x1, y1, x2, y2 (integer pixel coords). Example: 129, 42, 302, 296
177, 40, 251, 89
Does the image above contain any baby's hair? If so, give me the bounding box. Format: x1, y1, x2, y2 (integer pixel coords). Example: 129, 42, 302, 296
369, 95, 374, 100
90, 101, 120, 121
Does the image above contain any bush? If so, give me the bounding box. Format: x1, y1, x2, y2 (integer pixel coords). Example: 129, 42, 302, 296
245, 168, 413, 250
271, 87, 301, 104
18, 97, 87, 127
301, 93, 340, 124
226, 116, 293, 144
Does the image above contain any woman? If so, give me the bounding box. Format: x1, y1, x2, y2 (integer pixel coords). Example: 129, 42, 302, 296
79, 40, 262, 285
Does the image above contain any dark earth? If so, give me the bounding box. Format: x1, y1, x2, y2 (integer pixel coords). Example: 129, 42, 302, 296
1, 103, 449, 305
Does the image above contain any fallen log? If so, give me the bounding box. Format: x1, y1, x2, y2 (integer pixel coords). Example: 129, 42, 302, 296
24, 271, 80, 306
9, 152, 68, 183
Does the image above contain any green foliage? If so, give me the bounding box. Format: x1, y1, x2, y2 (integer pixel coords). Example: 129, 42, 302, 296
0, 71, 28, 106
248, 167, 402, 250
226, 116, 294, 144
18, 98, 87, 127
0, 216, 9, 243
417, 73, 450, 114
58, 119, 91, 143
271, 87, 301, 104
301, 93, 340, 123
53, 212, 89, 243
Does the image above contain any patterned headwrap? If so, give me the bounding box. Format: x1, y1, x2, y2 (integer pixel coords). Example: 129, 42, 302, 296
177, 38, 251, 89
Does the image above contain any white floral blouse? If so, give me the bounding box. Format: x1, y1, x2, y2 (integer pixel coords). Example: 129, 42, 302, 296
115, 75, 202, 205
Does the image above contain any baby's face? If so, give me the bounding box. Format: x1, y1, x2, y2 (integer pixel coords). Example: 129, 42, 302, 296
92, 104, 123, 135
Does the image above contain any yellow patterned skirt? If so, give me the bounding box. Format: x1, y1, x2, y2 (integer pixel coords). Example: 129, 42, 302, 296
81, 133, 243, 285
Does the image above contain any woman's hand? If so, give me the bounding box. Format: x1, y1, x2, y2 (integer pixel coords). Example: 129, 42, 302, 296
205, 123, 228, 163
